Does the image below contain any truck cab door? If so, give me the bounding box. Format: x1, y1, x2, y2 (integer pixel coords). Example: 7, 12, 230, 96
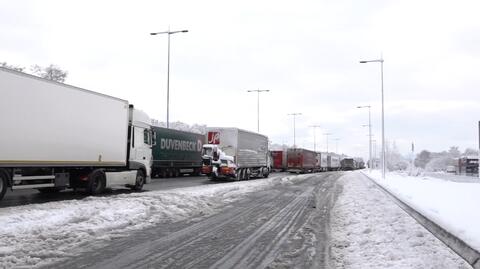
130, 126, 153, 177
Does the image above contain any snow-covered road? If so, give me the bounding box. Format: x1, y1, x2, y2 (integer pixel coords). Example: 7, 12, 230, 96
1, 171, 473, 268
0, 173, 322, 268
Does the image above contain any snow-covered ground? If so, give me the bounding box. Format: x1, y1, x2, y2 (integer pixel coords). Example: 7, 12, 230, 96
366, 170, 480, 253
0, 174, 304, 268
330, 171, 471, 269
423, 172, 480, 183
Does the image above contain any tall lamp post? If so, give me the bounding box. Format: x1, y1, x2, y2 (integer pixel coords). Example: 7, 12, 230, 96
309, 125, 321, 152
247, 89, 270, 133
150, 29, 188, 128
360, 57, 385, 179
357, 105, 372, 172
323, 132, 332, 153
288, 113, 302, 148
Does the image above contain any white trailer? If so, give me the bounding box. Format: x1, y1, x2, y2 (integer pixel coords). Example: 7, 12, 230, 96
327, 155, 340, 171
0, 67, 154, 200
316, 152, 329, 172
204, 127, 270, 180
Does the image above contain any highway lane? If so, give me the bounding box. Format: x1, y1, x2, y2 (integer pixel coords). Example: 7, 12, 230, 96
51, 172, 342, 269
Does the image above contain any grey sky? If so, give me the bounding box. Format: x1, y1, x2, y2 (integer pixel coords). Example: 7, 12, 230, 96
1, 0, 479, 159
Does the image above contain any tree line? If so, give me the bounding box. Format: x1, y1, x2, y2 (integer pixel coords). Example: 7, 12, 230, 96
1, 62, 68, 83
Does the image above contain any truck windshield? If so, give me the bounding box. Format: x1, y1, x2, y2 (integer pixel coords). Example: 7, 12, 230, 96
202, 148, 212, 156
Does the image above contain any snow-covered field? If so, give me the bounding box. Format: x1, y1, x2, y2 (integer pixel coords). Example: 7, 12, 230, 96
366, 170, 480, 253
0, 174, 303, 268
423, 172, 480, 183
330, 172, 471, 269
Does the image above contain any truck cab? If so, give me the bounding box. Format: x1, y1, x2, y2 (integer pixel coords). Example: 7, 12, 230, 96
201, 145, 237, 179
128, 108, 154, 184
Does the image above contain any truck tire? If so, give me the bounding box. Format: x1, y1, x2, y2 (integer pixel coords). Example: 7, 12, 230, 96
245, 169, 251, 180
0, 170, 8, 201
131, 170, 145, 191
87, 169, 106, 195
263, 168, 270, 178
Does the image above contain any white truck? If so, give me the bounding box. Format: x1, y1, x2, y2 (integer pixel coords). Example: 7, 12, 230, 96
202, 127, 270, 180
0, 67, 154, 200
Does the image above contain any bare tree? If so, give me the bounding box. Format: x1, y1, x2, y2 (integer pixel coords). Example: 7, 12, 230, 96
30, 64, 68, 83
0, 62, 25, 72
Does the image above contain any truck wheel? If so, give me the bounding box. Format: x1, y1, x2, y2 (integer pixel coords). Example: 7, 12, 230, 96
87, 170, 106, 195
245, 169, 251, 180
160, 169, 167, 178
0, 171, 8, 201
263, 168, 270, 178
131, 170, 145, 191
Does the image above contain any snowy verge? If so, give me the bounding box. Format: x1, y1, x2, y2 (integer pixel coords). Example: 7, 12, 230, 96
366, 170, 480, 253
0, 174, 307, 268
330, 171, 471, 269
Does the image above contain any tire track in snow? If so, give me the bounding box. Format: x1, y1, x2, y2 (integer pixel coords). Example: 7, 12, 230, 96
52, 173, 341, 269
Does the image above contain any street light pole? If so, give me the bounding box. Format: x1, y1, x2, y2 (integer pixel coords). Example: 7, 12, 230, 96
323, 133, 332, 153
288, 113, 302, 148
357, 105, 372, 172
309, 125, 321, 152
247, 89, 270, 133
150, 29, 188, 128
360, 57, 385, 179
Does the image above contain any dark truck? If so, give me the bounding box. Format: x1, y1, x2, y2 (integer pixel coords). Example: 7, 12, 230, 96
151, 126, 205, 177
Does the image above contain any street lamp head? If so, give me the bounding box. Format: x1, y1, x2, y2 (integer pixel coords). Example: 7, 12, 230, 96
150, 33, 157, 35
182, 30, 189, 33
359, 61, 367, 63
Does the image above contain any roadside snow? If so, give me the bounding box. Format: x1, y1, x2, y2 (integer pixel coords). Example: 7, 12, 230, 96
330, 171, 471, 269
0, 174, 305, 268
422, 172, 480, 183
367, 170, 480, 253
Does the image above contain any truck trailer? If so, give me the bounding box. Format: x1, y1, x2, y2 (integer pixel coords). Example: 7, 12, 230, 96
0, 67, 153, 200
151, 126, 205, 177
327, 155, 340, 171
202, 128, 270, 180
287, 148, 316, 173
316, 152, 329, 172
271, 150, 287, 172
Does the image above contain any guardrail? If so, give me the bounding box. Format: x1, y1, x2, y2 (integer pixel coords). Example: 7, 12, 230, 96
361, 172, 480, 269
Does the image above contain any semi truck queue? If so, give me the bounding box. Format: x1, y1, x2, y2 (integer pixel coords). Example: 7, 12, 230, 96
0, 66, 364, 201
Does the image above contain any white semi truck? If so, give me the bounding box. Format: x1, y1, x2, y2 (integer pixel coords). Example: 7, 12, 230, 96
0, 67, 154, 200
202, 127, 270, 180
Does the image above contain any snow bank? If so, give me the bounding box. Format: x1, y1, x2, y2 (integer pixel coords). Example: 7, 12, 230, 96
0, 174, 305, 268
366, 170, 480, 252
330, 172, 470, 269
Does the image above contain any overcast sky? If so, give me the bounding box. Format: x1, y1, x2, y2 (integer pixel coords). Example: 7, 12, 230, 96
2, 0, 479, 159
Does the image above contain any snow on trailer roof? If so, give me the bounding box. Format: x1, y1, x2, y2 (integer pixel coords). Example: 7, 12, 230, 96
206, 127, 269, 139
0, 66, 129, 104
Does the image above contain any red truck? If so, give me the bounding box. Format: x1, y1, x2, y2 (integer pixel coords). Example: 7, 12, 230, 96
287, 148, 317, 173
271, 150, 287, 171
